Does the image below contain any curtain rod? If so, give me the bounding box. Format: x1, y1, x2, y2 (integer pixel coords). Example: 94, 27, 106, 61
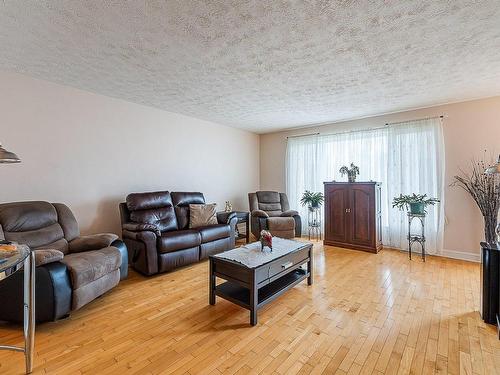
385, 115, 444, 126
287, 115, 444, 140
287, 132, 320, 139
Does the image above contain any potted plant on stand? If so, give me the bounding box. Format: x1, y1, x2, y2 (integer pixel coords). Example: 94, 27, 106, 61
300, 191, 324, 211
300, 191, 324, 240
392, 193, 440, 215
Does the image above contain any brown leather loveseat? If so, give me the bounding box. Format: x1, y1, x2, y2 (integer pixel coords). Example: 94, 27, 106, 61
119, 191, 237, 275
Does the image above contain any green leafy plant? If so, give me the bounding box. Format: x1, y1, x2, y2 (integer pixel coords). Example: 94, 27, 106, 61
300, 191, 324, 208
392, 193, 440, 214
339, 163, 360, 182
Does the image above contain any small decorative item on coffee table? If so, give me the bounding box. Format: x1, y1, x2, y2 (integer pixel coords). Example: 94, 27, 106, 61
259, 230, 272, 251
209, 238, 313, 326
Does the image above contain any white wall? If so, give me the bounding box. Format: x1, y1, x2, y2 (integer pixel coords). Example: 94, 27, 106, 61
2, 70, 499, 260
260, 96, 500, 260
0, 72, 260, 235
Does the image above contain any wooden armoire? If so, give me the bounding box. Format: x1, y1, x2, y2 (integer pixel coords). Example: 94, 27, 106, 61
323, 182, 382, 253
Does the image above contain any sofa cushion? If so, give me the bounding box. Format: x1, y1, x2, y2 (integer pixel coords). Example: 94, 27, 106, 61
158, 229, 201, 254
189, 203, 217, 228
53, 203, 80, 242
267, 217, 295, 239
127, 191, 178, 232
197, 224, 231, 243
5, 223, 65, 250
256, 191, 283, 216
0, 201, 58, 232
126, 191, 171, 211
34, 238, 69, 254
69, 233, 119, 253
61, 247, 121, 289
0, 201, 67, 249
267, 217, 295, 231
171, 192, 205, 230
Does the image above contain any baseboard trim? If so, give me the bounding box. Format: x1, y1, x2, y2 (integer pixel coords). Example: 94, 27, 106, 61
439, 249, 480, 263
382, 246, 480, 263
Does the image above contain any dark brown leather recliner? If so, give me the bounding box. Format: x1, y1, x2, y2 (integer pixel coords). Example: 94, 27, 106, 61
119, 191, 237, 276
249, 191, 301, 239
0, 201, 128, 323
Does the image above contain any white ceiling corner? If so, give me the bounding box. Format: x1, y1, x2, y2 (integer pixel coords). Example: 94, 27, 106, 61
1, 1, 500, 134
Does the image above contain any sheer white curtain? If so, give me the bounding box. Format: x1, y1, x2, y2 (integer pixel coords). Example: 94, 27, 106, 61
286, 118, 445, 254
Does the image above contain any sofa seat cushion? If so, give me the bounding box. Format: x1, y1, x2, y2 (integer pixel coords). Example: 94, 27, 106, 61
61, 247, 121, 289
267, 217, 295, 230
158, 230, 201, 254
197, 224, 231, 243
267, 217, 295, 239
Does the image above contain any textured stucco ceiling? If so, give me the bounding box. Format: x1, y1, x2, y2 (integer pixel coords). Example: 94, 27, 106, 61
1, 1, 500, 133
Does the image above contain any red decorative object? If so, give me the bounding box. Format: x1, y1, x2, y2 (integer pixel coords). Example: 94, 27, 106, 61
260, 230, 272, 251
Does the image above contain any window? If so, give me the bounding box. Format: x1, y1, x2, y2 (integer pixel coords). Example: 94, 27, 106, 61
286, 118, 445, 253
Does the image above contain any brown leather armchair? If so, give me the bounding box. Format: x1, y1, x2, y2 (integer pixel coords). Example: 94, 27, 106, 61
0, 201, 127, 322
119, 191, 237, 276
249, 191, 301, 239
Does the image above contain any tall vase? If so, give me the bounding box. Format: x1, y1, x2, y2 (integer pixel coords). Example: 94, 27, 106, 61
484, 214, 498, 245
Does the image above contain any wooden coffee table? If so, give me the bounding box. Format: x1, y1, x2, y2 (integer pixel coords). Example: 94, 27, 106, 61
209, 240, 313, 325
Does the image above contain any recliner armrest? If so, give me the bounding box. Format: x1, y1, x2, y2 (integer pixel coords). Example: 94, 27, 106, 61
34, 249, 64, 267
251, 210, 269, 218
69, 233, 119, 253
217, 211, 237, 225
280, 210, 299, 217
122, 229, 159, 275
122, 229, 157, 244
122, 222, 161, 236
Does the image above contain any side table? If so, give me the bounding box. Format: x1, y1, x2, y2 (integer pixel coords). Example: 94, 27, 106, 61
0, 244, 35, 373
234, 211, 250, 243
480, 242, 500, 338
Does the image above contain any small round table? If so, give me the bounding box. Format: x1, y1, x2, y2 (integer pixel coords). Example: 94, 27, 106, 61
0, 244, 35, 373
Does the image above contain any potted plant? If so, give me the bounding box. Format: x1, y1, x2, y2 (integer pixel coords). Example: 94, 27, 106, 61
300, 191, 324, 211
452, 154, 500, 244
392, 193, 440, 215
339, 163, 360, 183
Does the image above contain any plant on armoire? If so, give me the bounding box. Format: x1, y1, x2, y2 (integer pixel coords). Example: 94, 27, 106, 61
339, 163, 360, 183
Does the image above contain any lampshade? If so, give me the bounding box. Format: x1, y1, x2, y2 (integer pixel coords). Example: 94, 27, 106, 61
485, 155, 500, 175
0, 144, 21, 163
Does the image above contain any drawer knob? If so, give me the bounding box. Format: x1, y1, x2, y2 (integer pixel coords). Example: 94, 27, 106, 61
281, 262, 293, 269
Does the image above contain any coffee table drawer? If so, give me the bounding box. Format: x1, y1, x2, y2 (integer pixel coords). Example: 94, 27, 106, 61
267, 248, 309, 279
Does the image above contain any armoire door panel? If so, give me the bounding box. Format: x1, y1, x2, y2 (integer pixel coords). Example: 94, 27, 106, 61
325, 186, 349, 243
350, 186, 373, 246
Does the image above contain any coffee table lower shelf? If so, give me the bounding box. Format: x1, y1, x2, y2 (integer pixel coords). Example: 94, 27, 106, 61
215, 269, 309, 310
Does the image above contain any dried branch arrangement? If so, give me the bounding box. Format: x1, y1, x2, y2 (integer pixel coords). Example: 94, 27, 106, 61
452, 154, 500, 244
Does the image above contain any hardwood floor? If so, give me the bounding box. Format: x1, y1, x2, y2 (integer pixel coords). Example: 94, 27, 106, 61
0, 242, 498, 374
